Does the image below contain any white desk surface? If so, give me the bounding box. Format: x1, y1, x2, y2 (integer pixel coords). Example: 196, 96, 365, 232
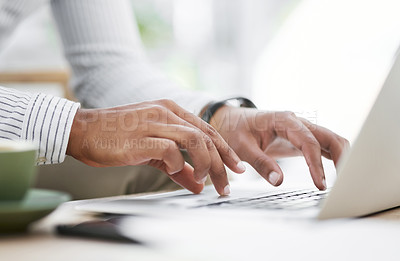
2, 159, 400, 261
1, 190, 400, 261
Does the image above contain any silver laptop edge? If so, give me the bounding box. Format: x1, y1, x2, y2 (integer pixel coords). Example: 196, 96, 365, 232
318, 51, 400, 219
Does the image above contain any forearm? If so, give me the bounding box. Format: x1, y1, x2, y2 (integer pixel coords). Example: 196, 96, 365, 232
0, 86, 80, 165
50, 0, 214, 114
66, 57, 213, 115
0, 0, 47, 50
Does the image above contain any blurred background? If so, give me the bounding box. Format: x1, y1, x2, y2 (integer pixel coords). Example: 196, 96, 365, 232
1, 0, 400, 143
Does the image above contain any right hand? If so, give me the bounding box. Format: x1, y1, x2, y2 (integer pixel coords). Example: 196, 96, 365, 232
67, 99, 245, 195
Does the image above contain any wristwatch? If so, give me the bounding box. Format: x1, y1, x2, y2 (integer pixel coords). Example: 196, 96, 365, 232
201, 97, 257, 123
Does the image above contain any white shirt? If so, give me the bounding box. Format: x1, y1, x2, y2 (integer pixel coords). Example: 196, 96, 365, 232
0, 0, 213, 164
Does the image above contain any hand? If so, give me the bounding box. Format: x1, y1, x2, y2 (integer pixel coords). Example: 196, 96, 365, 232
210, 106, 350, 190
67, 100, 245, 195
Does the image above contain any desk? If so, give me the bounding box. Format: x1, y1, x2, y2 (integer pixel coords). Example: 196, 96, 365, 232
0, 197, 185, 261
1, 190, 400, 261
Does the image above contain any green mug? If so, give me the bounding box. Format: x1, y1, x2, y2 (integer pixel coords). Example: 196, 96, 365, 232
0, 140, 37, 201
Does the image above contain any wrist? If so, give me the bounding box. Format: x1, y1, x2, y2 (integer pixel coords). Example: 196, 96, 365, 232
209, 105, 231, 131
66, 108, 89, 158
200, 97, 257, 124
198, 101, 213, 118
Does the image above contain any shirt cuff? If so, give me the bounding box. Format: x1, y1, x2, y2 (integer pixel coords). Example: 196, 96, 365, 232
20, 92, 80, 165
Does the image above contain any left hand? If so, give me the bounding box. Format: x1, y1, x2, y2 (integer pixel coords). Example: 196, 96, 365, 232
210, 106, 350, 190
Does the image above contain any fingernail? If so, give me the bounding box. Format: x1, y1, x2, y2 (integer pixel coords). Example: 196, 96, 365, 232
268, 171, 280, 186
223, 185, 231, 195
168, 169, 180, 175
236, 161, 246, 172
201, 176, 207, 184
196, 176, 207, 184
322, 178, 327, 190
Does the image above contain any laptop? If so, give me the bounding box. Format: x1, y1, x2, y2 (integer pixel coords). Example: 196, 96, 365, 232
76, 51, 400, 220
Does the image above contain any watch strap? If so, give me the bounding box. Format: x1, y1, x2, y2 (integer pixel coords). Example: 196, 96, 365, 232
201, 97, 257, 123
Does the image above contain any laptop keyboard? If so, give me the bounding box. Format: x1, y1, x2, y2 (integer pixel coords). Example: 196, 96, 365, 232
195, 188, 330, 210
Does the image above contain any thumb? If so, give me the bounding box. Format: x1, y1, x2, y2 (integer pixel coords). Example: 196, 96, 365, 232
241, 145, 284, 186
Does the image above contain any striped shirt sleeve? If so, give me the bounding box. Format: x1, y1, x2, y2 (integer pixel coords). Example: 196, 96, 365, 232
0, 86, 80, 165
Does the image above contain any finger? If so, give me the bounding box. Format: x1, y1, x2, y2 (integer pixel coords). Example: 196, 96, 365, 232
158, 100, 245, 174
275, 113, 326, 190
205, 136, 231, 196
146, 123, 212, 182
301, 140, 326, 190
241, 141, 284, 186
150, 161, 204, 194
167, 163, 204, 194
142, 139, 204, 194
146, 123, 230, 195
321, 150, 332, 160
135, 137, 185, 175
299, 118, 350, 167
265, 137, 302, 159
